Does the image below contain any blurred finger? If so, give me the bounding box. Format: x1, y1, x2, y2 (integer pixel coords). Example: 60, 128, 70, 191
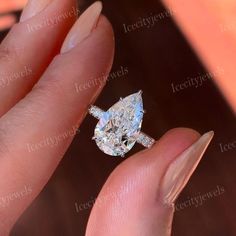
162, 0, 236, 113
0, 0, 27, 13
0, 14, 17, 31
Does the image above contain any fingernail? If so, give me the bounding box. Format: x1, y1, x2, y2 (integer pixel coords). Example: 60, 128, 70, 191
61, 1, 102, 53
161, 131, 214, 205
20, 0, 53, 22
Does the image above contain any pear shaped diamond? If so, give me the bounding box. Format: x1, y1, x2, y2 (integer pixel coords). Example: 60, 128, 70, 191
94, 91, 144, 157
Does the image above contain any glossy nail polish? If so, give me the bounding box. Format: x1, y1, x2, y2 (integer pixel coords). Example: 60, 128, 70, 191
20, 0, 54, 22
61, 1, 102, 53
161, 131, 214, 205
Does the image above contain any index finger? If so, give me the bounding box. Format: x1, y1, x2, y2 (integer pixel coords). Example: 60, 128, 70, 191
0, 7, 114, 235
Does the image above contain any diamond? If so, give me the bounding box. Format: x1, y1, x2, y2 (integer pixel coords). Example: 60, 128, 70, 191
94, 91, 144, 157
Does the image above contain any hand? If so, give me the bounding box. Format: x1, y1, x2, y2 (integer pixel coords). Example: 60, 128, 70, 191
0, 0, 214, 235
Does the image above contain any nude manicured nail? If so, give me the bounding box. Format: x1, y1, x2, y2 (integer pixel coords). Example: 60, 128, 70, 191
161, 131, 214, 205
61, 1, 102, 53
20, 0, 54, 22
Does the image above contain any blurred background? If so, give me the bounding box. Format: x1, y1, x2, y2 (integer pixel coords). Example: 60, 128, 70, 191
0, 0, 236, 235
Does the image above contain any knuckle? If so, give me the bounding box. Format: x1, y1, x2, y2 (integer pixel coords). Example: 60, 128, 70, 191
0, 44, 19, 62
33, 74, 67, 102
32, 55, 71, 101
0, 46, 13, 62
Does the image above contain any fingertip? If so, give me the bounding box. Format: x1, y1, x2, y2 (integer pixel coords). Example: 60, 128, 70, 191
61, 1, 103, 53
96, 15, 115, 41
155, 127, 201, 153
133, 127, 201, 165
162, 127, 200, 139
19, 0, 77, 24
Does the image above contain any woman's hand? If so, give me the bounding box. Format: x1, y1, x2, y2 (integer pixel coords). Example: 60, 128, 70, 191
0, 0, 215, 235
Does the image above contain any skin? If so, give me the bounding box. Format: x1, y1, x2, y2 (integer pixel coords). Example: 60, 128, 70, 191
0, 0, 27, 30
162, 0, 236, 113
0, 0, 27, 12
0, 0, 234, 235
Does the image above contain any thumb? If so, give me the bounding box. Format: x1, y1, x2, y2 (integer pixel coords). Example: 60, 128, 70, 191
86, 128, 214, 236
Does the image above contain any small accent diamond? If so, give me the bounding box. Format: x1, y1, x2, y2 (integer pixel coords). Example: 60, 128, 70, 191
136, 132, 155, 148
88, 106, 104, 119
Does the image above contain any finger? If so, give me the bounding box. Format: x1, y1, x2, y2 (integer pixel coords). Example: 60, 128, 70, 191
0, 0, 27, 13
0, 3, 114, 234
86, 129, 214, 236
162, 0, 236, 113
0, 14, 17, 31
0, 0, 77, 116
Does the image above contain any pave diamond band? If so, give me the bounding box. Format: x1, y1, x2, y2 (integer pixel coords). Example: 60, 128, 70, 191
136, 131, 155, 148
88, 91, 155, 157
88, 105, 105, 119
89, 106, 155, 149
